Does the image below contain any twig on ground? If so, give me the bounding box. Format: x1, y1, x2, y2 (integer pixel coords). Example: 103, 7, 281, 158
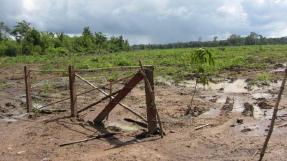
59, 133, 119, 147
277, 122, 287, 128
195, 124, 210, 130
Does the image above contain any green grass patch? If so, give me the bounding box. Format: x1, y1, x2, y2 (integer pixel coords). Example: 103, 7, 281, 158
1, 45, 287, 81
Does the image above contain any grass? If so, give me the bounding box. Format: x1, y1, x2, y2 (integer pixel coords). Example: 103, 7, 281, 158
248, 72, 274, 86
1, 44, 287, 82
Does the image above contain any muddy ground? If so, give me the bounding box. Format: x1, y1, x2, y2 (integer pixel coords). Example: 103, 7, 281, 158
0, 64, 287, 161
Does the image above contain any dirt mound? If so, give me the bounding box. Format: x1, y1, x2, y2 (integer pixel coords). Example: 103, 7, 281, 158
221, 97, 234, 114
242, 102, 254, 116
256, 98, 273, 109
186, 105, 208, 117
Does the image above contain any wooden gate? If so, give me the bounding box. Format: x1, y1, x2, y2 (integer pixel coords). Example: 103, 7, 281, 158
24, 65, 163, 135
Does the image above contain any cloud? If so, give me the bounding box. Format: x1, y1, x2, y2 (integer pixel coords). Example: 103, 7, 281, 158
0, 0, 287, 44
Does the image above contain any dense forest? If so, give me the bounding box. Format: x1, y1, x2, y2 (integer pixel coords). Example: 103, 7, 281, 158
0, 20, 130, 56
132, 32, 287, 50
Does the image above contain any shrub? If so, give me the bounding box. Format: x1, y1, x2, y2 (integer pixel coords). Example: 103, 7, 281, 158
4, 41, 18, 57
32, 45, 42, 55
117, 58, 131, 66
45, 47, 69, 56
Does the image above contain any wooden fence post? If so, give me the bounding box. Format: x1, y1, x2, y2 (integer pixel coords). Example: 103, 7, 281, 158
24, 66, 32, 113
144, 67, 157, 133
69, 66, 77, 117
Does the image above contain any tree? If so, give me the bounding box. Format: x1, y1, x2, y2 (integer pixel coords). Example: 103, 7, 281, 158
10, 20, 31, 42
81, 26, 94, 50
0, 21, 10, 41
54, 32, 65, 48
186, 48, 215, 115
25, 28, 41, 46
94, 32, 107, 53
245, 32, 259, 45
40, 32, 54, 51
82, 26, 92, 37
108, 35, 130, 52
227, 34, 242, 45
0, 21, 131, 56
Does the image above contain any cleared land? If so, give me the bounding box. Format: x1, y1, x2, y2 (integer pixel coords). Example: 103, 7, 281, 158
0, 45, 287, 161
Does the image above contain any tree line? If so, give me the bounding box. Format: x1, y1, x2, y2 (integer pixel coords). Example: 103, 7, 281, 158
0, 20, 130, 56
132, 32, 287, 50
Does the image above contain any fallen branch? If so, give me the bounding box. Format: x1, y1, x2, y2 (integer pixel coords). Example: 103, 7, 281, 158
59, 133, 118, 147
277, 122, 287, 128
252, 149, 259, 159
259, 67, 287, 161
195, 124, 210, 130
38, 109, 66, 114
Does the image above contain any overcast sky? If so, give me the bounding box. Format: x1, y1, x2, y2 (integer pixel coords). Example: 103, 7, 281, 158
1, 0, 287, 44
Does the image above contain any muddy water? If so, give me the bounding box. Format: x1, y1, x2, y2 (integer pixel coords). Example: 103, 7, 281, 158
271, 63, 286, 73
180, 78, 282, 119
182, 77, 287, 136
179, 79, 248, 93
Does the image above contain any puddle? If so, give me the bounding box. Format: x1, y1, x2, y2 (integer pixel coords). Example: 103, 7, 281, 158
251, 93, 273, 99
0, 117, 18, 122
155, 76, 174, 86
216, 95, 227, 104
0, 113, 28, 122
180, 79, 248, 93
232, 97, 244, 113
209, 79, 248, 93
180, 76, 284, 121
253, 105, 264, 119
200, 108, 221, 118
271, 63, 286, 73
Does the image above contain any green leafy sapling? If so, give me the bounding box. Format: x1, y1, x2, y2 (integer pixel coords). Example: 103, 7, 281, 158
186, 48, 215, 115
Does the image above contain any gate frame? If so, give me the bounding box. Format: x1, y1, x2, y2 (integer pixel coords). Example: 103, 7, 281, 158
24, 65, 162, 135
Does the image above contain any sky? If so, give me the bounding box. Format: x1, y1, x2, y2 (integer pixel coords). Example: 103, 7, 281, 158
1, 0, 287, 44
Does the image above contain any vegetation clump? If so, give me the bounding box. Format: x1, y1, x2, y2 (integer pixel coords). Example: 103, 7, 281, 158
0, 20, 129, 57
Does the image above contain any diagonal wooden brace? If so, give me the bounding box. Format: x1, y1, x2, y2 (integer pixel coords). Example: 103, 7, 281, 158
93, 71, 144, 124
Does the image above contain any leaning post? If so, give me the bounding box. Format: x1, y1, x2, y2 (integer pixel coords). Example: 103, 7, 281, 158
144, 67, 157, 133
69, 65, 77, 117
24, 66, 32, 113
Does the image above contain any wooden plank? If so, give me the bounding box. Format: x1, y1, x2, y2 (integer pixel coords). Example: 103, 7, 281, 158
69, 66, 77, 117
138, 62, 163, 137
144, 68, 158, 134
93, 72, 144, 124
75, 73, 147, 122
106, 82, 113, 120
24, 66, 32, 113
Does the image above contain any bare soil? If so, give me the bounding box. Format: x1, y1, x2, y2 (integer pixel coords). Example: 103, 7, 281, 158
1, 64, 287, 161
